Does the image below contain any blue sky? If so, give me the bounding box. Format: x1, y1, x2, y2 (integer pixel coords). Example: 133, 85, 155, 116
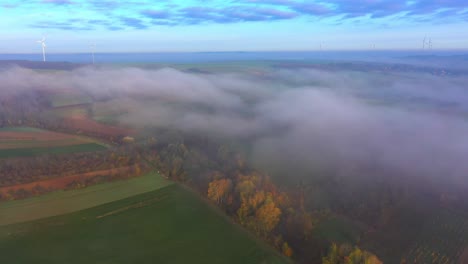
1, 0, 468, 53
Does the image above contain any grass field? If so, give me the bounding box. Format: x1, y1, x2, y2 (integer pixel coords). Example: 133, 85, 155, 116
312, 216, 364, 245
0, 184, 286, 264
0, 172, 171, 226
0, 143, 106, 158
0, 126, 107, 158
91, 101, 124, 125
43, 105, 88, 119
49, 92, 92, 108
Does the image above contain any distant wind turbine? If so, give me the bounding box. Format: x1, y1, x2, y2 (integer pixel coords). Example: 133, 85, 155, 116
90, 43, 96, 64
422, 35, 426, 50
36, 36, 46, 62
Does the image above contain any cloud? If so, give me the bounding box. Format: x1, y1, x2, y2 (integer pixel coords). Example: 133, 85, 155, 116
87, 0, 121, 10
290, 2, 332, 16
15, 0, 468, 31
41, 0, 73, 5
141, 9, 171, 19
30, 20, 93, 31
119, 17, 148, 30
1, 64, 468, 192
238, 0, 468, 20
178, 6, 298, 24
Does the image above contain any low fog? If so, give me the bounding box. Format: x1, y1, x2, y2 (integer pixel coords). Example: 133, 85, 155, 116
1, 65, 468, 190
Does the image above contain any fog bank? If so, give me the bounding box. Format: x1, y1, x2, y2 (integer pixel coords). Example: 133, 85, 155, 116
1, 65, 468, 189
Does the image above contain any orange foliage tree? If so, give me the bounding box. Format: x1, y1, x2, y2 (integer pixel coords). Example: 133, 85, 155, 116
207, 178, 233, 206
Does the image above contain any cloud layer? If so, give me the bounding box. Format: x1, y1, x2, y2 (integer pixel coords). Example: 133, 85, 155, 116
4, 0, 467, 31
1, 65, 468, 191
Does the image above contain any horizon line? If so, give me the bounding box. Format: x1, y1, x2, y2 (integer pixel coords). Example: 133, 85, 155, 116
1, 49, 468, 55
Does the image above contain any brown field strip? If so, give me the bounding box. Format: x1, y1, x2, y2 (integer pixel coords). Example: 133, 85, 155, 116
63, 117, 134, 137
0, 166, 133, 196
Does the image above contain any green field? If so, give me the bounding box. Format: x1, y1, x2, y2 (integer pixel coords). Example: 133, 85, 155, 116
43, 105, 88, 118
49, 93, 92, 108
0, 172, 172, 226
0, 126, 107, 158
0, 184, 286, 264
0, 143, 106, 158
312, 216, 364, 245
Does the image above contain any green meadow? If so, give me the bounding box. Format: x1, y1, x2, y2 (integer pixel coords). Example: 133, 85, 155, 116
0, 183, 286, 264
0, 143, 106, 158
0, 172, 171, 226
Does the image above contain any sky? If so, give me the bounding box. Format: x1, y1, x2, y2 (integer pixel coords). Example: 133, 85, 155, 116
0, 0, 468, 53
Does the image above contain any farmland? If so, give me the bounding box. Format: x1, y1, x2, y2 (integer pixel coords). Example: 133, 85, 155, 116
0, 171, 171, 226
0, 184, 286, 264
0, 126, 106, 158
404, 208, 468, 264
48, 90, 92, 108
0, 143, 105, 158
358, 202, 468, 264
43, 103, 134, 139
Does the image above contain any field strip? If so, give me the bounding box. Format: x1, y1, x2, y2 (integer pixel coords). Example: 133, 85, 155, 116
0, 172, 172, 226
96, 195, 168, 219
0, 166, 133, 192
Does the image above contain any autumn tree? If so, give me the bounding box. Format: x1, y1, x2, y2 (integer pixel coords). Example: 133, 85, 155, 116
207, 178, 232, 206
282, 242, 293, 257
323, 243, 339, 264
322, 244, 382, 264
255, 196, 281, 236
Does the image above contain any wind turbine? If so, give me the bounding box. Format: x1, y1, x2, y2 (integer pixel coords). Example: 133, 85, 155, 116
90, 43, 96, 64
422, 35, 426, 50
36, 36, 46, 62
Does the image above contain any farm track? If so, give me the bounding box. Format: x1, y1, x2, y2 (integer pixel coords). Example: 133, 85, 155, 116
96, 195, 169, 219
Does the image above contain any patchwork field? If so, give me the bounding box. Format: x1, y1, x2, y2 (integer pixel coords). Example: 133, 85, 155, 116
360, 204, 468, 264
0, 171, 171, 226
0, 166, 137, 198
44, 105, 89, 119
0, 183, 286, 264
0, 127, 106, 158
48, 90, 92, 108
404, 208, 468, 264
62, 117, 133, 138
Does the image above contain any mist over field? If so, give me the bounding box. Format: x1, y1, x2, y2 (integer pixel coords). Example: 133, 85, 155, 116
1, 65, 468, 190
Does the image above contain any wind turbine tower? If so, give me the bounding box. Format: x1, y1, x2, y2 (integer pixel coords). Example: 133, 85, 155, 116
36, 37, 46, 62
90, 43, 96, 64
